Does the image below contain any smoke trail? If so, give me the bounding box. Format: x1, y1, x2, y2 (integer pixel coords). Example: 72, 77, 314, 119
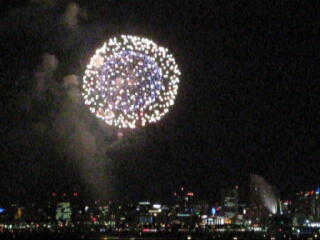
250, 174, 279, 214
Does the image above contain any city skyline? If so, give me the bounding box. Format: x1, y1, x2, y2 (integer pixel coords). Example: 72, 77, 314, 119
1, 181, 320, 238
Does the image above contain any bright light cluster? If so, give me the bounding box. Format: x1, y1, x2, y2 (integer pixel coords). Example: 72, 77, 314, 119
82, 35, 181, 128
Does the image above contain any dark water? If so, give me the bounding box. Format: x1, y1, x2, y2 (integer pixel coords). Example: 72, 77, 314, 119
0, 232, 309, 240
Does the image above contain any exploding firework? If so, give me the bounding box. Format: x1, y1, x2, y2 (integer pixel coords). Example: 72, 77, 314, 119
82, 35, 181, 128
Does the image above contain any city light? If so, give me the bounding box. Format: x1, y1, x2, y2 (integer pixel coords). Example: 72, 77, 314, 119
152, 204, 161, 209
211, 208, 216, 215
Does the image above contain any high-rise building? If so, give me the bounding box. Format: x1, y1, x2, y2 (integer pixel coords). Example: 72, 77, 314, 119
222, 186, 239, 219
292, 189, 320, 226
173, 186, 195, 213
55, 202, 72, 223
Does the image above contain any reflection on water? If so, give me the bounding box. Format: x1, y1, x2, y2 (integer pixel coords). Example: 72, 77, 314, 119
0, 231, 313, 239
96, 234, 308, 240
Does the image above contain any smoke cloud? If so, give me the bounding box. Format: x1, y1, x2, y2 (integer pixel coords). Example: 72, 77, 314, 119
60, 2, 87, 29
250, 174, 280, 214
34, 53, 58, 93
0, 0, 143, 201
2, 19, 115, 198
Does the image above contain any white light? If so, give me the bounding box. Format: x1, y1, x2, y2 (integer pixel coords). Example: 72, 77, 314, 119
153, 204, 161, 209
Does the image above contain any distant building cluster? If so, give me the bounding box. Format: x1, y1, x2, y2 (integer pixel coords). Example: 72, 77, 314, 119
1, 184, 320, 237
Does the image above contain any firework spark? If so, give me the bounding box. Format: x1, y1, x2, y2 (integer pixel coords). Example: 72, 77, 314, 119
82, 35, 181, 128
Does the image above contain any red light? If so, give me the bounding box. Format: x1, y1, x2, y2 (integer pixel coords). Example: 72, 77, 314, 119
52, 192, 56, 197
142, 228, 150, 232
92, 217, 97, 222
63, 193, 66, 197
187, 192, 194, 196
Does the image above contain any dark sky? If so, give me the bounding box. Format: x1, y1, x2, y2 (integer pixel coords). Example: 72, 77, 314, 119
0, 0, 319, 203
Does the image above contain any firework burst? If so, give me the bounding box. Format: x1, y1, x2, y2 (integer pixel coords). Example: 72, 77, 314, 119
82, 35, 180, 128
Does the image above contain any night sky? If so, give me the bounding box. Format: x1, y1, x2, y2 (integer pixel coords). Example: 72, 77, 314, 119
1, 0, 319, 204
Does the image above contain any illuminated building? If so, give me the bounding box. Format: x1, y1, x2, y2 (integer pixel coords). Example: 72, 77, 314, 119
137, 201, 153, 225
171, 187, 200, 229
173, 187, 196, 213
14, 207, 23, 220
292, 188, 320, 226
55, 202, 72, 223
222, 186, 239, 220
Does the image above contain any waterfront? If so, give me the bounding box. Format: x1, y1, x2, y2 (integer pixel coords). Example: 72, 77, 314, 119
0, 228, 319, 240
